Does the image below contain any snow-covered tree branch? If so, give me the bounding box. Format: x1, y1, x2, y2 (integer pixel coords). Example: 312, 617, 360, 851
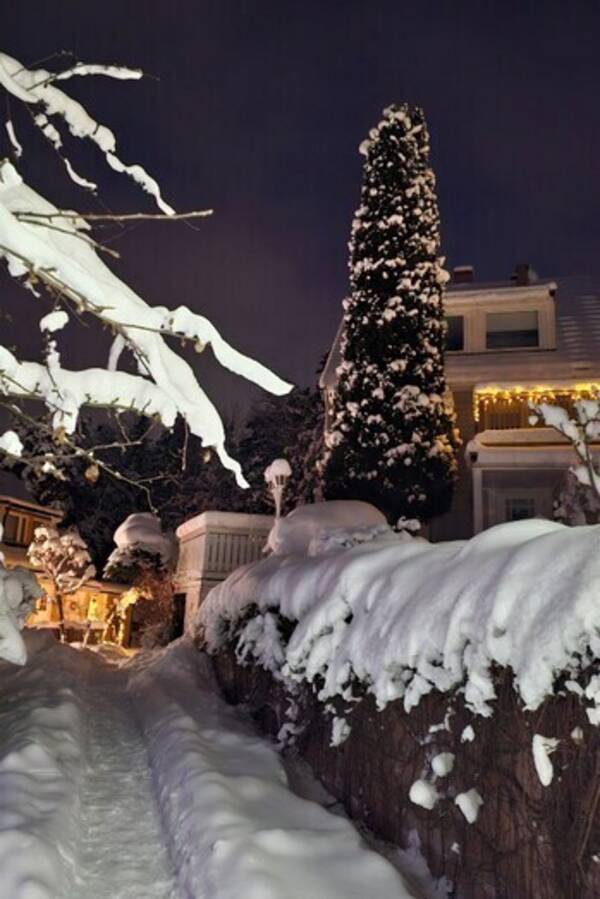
530, 396, 600, 500
0, 50, 292, 488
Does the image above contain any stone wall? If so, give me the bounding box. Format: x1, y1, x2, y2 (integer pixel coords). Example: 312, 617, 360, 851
211, 648, 600, 899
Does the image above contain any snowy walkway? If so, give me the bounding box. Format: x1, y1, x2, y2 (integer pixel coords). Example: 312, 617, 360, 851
68, 657, 177, 899
0, 632, 415, 899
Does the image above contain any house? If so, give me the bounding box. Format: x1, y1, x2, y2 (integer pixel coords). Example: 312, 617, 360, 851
0, 476, 128, 642
320, 266, 600, 539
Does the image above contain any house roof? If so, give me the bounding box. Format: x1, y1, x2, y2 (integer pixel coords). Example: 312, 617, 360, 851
0, 493, 63, 520
319, 275, 600, 390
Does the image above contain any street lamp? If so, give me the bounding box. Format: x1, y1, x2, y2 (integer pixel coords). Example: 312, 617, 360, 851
264, 458, 292, 519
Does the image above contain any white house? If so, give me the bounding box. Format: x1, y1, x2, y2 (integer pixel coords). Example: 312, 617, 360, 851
320, 266, 600, 538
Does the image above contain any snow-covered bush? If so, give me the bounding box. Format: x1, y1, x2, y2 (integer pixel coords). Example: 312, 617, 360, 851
198, 518, 600, 725
105, 513, 176, 577
0, 51, 291, 488
27, 525, 95, 639
553, 469, 600, 525
0, 545, 43, 664
266, 499, 388, 556
531, 395, 600, 505
104, 513, 176, 647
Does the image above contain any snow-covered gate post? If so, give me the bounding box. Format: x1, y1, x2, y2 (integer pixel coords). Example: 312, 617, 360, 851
174, 511, 273, 632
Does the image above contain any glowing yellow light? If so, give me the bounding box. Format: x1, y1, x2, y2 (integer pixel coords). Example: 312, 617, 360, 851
472, 382, 600, 422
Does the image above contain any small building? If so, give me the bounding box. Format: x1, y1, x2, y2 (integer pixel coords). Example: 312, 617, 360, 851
320, 268, 600, 538
174, 511, 273, 632
0, 486, 128, 643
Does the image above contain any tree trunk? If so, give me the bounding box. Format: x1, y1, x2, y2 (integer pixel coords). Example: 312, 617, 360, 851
55, 591, 66, 642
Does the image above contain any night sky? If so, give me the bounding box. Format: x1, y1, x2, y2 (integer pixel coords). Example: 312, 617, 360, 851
4, 1, 600, 411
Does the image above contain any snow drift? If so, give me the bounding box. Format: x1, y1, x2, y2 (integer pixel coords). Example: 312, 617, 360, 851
198, 515, 600, 720
0, 630, 84, 899
128, 639, 411, 899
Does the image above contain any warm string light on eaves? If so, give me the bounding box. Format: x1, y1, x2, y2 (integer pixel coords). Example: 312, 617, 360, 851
472, 383, 600, 422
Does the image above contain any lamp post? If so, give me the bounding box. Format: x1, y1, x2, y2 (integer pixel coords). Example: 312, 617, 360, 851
264, 458, 292, 519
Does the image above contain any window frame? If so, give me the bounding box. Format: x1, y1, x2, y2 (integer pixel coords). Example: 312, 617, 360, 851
445, 314, 465, 353
485, 310, 540, 351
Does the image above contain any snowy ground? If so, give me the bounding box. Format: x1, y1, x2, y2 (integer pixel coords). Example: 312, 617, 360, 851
0, 630, 416, 899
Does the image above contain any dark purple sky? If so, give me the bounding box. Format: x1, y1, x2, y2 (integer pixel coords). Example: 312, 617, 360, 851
4, 1, 600, 410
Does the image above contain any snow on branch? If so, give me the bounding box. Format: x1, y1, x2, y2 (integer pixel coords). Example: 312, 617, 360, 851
530, 396, 600, 499
0, 344, 179, 432
0, 52, 293, 487
0, 51, 171, 211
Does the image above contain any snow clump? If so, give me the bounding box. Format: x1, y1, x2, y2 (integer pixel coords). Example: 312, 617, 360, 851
454, 789, 483, 824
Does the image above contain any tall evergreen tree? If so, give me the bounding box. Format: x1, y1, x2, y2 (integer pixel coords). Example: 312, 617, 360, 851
322, 104, 456, 522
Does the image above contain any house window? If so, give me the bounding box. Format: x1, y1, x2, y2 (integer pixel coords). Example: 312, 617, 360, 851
2, 511, 29, 545
504, 497, 536, 521
486, 310, 539, 349
445, 316, 464, 352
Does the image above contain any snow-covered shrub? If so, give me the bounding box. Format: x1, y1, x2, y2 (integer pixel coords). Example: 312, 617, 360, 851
266, 499, 388, 556
531, 394, 600, 504
553, 470, 600, 525
0, 50, 291, 489
198, 518, 600, 722
105, 513, 176, 578
27, 525, 95, 639
105, 513, 175, 647
0, 549, 43, 664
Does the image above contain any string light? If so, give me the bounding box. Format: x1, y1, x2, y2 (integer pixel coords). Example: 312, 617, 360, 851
473, 382, 600, 422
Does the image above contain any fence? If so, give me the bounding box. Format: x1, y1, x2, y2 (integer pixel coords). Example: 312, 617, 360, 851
174, 511, 273, 632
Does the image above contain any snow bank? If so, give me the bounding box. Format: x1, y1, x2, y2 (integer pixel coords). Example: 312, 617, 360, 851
0, 631, 84, 898
0, 522, 43, 664
128, 639, 412, 899
266, 500, 388, 556
198, 518, 600, 718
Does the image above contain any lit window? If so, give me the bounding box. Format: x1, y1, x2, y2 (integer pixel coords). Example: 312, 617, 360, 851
445, 316, 464, 352
486, 311, 539, 349
505, 497, 536, 521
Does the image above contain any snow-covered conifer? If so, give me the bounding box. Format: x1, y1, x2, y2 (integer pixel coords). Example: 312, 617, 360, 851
322, 104, 456, 521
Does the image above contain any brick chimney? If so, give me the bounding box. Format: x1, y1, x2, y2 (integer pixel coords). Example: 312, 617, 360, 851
452, 265, 475, 284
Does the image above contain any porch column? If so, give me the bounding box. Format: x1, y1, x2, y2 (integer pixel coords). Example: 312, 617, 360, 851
473, 467, 483, 533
